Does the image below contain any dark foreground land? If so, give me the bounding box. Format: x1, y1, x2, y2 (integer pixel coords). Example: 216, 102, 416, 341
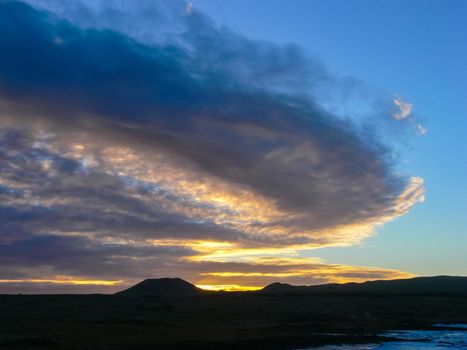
1, 276, 467, 349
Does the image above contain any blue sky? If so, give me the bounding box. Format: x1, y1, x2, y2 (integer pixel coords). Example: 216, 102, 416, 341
0, 0, 464, 293
193, 0, 467, 276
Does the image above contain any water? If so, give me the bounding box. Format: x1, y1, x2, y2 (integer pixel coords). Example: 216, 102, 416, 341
297, 325, 467, 349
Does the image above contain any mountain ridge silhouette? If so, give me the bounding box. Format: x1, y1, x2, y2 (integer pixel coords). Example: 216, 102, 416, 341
114, 275, 467, 297
260, 275, 467, 295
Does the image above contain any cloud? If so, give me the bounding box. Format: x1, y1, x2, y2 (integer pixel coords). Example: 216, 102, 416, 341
415, 123, 428, 135
392, 96, 428, 135
186, 2, 192, 14
0, 232, 414, 292
0, 1, 425, 292
195, 264, 414, 290
393, 96, 413, 120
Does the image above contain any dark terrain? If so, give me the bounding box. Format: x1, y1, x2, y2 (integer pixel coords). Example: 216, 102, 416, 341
1, 276, 466, 349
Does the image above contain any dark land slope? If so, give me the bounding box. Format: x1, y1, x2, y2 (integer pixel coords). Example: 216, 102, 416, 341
261, 275, 467, 296
115, 277, 204, 297
1, 276, 466, 349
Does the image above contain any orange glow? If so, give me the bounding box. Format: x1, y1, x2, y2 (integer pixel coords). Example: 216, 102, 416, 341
150, 239, 415, 289
198, 267, 414, 283
151, 239, 305, 263
0, 277, 122, 286
150, 239, 235, 252
187, 246, 299, 263
194, 257, 415, 287
196, 284, 262, 292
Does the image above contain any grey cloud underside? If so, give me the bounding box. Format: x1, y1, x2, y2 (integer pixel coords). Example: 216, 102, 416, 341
0, 130, 244, 243
0, 1, 415, 285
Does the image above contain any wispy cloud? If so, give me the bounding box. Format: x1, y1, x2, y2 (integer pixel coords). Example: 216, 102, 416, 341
393, 96, 413, 120
186, 2, 193, 14
415, 123, 428, 135
392, 96, 428, 135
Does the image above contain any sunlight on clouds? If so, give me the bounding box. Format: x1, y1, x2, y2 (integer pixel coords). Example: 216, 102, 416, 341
201, 271, 315, 278
152, 239, 414, 289
97, 146, 286, 232
150, 239, 236, 252
0, 106, 425, 291
196, 284, 262, 292
194, 261, 415, 289
392, 96, 427, 136
150, 239, 305, 263
187, 246, 300, 263
393, 96, 413, 120
64, 141, 425, 249
392, 176, 425, 215
0, 130, 423, 290
0, 277, 122, 286
2, 131, 425, 250
199, 268, 414, 281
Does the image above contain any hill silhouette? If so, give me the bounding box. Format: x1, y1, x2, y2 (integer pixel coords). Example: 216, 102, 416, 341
114, 275, 467, 298
261, 275, 467, 296
115, 277, 204, 297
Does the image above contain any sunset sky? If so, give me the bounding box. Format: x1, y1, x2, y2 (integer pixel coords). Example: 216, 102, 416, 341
0, 0, 465, 293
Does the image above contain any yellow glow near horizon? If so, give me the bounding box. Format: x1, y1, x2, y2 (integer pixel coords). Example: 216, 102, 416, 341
197, 267, 415, 285
201, 271, 314, 277
0, 277, 122, 286
196, 284, 263, 292
150, 238, 415, 288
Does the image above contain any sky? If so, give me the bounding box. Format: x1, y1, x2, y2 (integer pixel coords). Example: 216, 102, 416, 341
0, 0, 465, 293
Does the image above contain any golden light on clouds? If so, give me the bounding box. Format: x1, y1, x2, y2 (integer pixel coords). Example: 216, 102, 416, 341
7, 125, 424, 247
0, 132, 425, 291
0, 277, 122, 286
186, 246, 300, 263
194, 262, 415, 290
152, 238, 414, 290
59, 142, 425, 250
196, 284, 262, 292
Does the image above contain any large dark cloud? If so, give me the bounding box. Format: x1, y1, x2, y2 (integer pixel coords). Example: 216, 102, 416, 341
0, 1, 423, 291
0, 1, 406, 222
